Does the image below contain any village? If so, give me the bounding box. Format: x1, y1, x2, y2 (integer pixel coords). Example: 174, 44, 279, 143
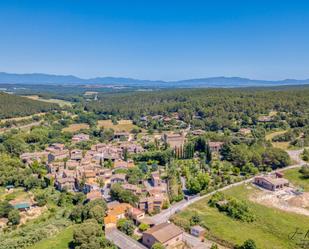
1, 109, 308, 249
1, 127, 303, 249
0, 113, 232, 249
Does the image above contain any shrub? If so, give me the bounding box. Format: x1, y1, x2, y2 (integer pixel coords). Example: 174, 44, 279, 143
138, 223, 150, 232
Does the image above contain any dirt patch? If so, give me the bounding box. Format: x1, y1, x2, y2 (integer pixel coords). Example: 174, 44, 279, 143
20, 206, 47, 224
62, 123, 90, 132
250, 186, 309, 216
287, 192, 309, 209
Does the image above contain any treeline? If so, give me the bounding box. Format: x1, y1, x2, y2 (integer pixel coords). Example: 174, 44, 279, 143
86, 88, 309, 131
0, 92, 59, 119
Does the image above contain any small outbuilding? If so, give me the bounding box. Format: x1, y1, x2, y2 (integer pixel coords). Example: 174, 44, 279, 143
190, 225, 206, 238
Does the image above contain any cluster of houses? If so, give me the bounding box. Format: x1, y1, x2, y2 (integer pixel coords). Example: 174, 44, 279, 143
103, 199, 207, 249
18, 129, 229, 248
19, 134, 171, 212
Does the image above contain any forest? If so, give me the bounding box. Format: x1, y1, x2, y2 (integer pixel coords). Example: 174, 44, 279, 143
0, 92, 59, 119
86, 87, 309, 131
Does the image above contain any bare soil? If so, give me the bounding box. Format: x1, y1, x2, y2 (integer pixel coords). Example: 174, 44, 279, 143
250, 186, 309, 216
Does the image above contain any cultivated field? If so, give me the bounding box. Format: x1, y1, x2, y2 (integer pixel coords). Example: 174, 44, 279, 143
25, 95, 72, 107
97, 119, 137, 132
62, 123, 90, 132
173, 184, 309, 249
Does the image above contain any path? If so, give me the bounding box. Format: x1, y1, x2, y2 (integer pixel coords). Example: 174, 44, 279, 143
105, 228, 147, 249
152, 149, 305, 225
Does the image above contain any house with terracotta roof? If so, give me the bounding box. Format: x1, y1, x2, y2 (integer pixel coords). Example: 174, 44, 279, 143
208, 142, 224, 153
114, 159, 135, 169
70, 149, 83, 161
151, 171, 161, 187
104, 203, 133, 228
142, 222, 183, 248
127, 207, 145, 225
114, 132, 130, 140
122, 183, 142, 195
86, 190, 102, 201
55, 177, 75, 191
138, 195, 165, 214
163, 133, 185, 149
45, 143, 66, 152
48, 149, 70, 163
20, 151, 48, 165
72, 133, 90, 143
110, 173, 126, 184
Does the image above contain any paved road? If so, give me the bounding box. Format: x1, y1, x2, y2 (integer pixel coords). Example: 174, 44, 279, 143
152, 149, 305, 225
105, 228, 147, 249
107, 149, 305, 249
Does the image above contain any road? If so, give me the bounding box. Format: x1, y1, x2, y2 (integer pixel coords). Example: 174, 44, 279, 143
107, 149, 305, 249
151, 149, 305, 225
105, 228, 148, 249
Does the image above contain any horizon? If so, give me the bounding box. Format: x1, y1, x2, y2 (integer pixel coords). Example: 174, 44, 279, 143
1, 71, 309, 83
1, 1, 309, 81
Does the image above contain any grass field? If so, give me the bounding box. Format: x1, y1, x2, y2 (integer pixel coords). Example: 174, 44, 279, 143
27, 225, 74, 249
0, 187, 30, 202
265, 130, 290, 150
97, 119, 137, 132
173, 184, 309, 249
62, 123, 90, 132
25, 95, 72, 107
284, 168, 309, 191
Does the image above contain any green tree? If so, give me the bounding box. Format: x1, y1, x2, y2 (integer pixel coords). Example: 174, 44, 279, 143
299, 165, 309, 179
73, 219, 106, 249
138, 223, 150, 232
127, 167, 144, 185
82, 199, 107, 221
210, 244, 218, 249
8, 209, 20, 225
110, 184, 139, 205
88, 205, 105, 224
302, 149, 309, 162
3, 136, 28, 156
151, 242, 165, 249
0, 201, 14, 218
186, 177, 202, 194
117, 218, 135, 236
238, 239, 257, 249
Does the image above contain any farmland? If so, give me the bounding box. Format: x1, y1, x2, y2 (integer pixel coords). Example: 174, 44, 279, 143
173, 184, 309, 249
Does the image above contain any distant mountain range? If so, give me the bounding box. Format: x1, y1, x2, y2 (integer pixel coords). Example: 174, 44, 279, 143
1, 72, 309, 88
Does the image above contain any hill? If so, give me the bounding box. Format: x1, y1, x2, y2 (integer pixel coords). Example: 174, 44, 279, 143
0, 92, 59, 119
1, 72, 309, 88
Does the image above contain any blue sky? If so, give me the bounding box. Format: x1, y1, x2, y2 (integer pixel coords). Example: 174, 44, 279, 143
0, 0, 309, 80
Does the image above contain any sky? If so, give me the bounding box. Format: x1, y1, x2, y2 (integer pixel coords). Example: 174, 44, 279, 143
0, 0, 309, 81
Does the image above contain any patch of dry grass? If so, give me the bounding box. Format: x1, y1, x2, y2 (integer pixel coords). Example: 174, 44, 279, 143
97, 119, 137, 132
24, 95, 72, 107
62, 123, 90, 132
